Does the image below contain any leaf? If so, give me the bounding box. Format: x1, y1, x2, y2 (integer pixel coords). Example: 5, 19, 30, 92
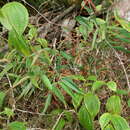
76, 16, 89, 26
72, 93, 83, 110
106, 95, 121, 115
96, 18, 106, 25
59, 82, 75, 99
41, 75, 66, 106
28, 25, 37, 40
52, 86, 67, 106
92, 81, 105, 92
60, 51, 72, 61
67, 75, 85, 81
79, 24, 88, 40
78, 105, 94, 130
127, 99, 130, 107
84, 92, 100, 119
107, 81, 117, 92
54, 118, 66, 130
7, 121, 26, 130
0, 2, 28, 34
0, 63, 13, 80
99, 113, 111, 129
41, 94, 52, 114
111, 115, 130, 130
41, 75, 53, 90
114, 10, 130, 32
36, 38, 48, 48
116, 89, 129, 95
87, 75, 97, 81
3, 108, 14, 118
61, 77, 84, 95
0, 91, 6, 109
63, 110, 73, 122
8, 30, 31, 56
104, 124, 115, 130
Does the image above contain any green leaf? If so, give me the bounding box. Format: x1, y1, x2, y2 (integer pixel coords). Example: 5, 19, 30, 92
106, 95, 121, 115
3, 108, 14, 118
114, 10, 130, 32
41, 75, 53, 90
8, 30, 31, 56
59, 82, 75, 99
0, 2, 28, 34
92, 81, 105, 92
72, 93, 83, 110
68, 75, 85, 81
84, 92, 100, 119
28, 25, 37, 40
104, 124, 115, 130
0, 63, 13, 80
36, 38, 48, 48
87, 75, 97, 81
99, 113, 111, 129
111, 115, 130, 130
78, 105, 94, 130
76, 16, 89, 26
116, 89, 129, 95
60, 51, 72, 61
41, 75, 66, 106
54, 118, 66, 130
52, 86, 67, 106
41, 94, 52, 114
7, 121, 26, 130
96, 18, 106, 25
61, 77, 84, 95
0, 91, 6, 109
79, 24, 88, 40
63, 111, 73, 122
127, 99, 130, 107
107, 81, 117, 92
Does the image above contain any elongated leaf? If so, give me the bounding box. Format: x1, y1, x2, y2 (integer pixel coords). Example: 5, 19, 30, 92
0, 91, 6, 109
41, 75, 66, 105
0, 63, 13, 80
52, 86, 67, 106
41, 75, 53, 90
99, 113, 111, 129
87, 75, 97, 81
61, 77, 84, 94
106, 95, 121, 115
0, 2, 28, 34
59, 82, 75, 99
84, 92, 100, 119
41, 94, 52, 114
78, 105, 94, 130
54, 118, 66, 130
111, 115, 130, 130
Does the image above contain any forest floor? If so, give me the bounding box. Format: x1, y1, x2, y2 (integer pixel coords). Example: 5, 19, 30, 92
0, 0, 130, 129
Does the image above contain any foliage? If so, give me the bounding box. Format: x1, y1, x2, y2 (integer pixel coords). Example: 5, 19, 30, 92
0, 0, 130, 129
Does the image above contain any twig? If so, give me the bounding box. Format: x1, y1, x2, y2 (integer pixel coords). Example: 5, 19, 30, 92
38, 4, 76, 38
6, 74, 16, 111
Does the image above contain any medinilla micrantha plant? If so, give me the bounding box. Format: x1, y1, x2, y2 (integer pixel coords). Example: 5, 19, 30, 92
0, 2, 31, 56
114, 0, 130, 32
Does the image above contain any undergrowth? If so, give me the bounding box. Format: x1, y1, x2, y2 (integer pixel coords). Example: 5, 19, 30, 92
0, 0, 130, 130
